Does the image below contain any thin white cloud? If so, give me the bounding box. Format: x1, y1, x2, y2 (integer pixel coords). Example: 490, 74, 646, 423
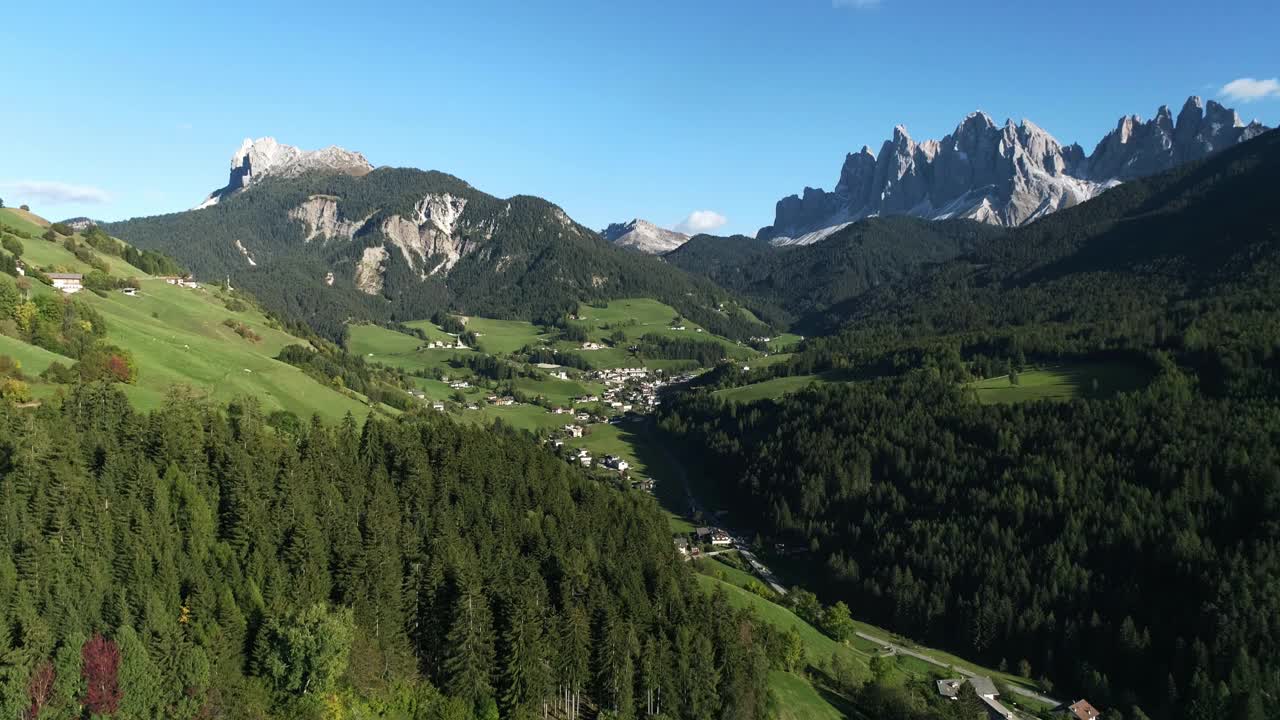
675, 210, 728, 235
0, 180, 111, 205
1220, 77, 1280, 103
833, 0, 880, 8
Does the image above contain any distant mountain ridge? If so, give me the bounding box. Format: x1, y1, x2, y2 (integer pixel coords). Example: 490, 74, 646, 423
759, 96, 1269, 244
666, 217, 1003, 330
602, 219, 689, 254
196, 137, 374, 209
108, 143, 771, 342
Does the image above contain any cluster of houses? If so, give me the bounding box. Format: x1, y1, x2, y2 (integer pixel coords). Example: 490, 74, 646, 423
45, 272, 171, 297
552, 406, 589, 418
586, 367, 669, 414
937, 677, 1101, 720
602, 455, 629, 472
937, 677, 1017, 719
158, 275, 199, 289
673, 526, 734, 556
423, 338, 468, 350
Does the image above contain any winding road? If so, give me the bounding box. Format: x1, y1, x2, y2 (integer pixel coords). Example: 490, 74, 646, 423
854, 630, 1061, 708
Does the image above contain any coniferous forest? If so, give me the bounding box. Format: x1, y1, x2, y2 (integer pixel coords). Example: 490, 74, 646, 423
0, 385, 783, 719
656, 131, 1280, 720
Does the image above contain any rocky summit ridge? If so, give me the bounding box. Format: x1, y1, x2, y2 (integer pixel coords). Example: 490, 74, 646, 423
196, 137, 373, 209
760, 96, 1269, 245
602, 219, 690, 254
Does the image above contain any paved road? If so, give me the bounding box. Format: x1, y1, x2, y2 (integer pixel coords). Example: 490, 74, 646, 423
737, 548, 789, 595
854, 630, 1061, 708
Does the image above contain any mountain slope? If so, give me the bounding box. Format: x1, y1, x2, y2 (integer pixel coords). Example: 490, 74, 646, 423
666, 217, 1004, 330
602, 218, 690, 254
0, 207, 379, 419
760, 96, 1269, 243
107, 153, 771, 342
657, 129, 1280, 720
835, 127, 1280, 349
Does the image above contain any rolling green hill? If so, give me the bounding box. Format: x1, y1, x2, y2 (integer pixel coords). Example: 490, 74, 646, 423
0, 209, 379, 419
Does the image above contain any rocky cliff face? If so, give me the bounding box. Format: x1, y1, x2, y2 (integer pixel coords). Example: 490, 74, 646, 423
284, 191, 495, 291
760, 97, 1269, 244
379, 193, 485, 276
196, 137, 373, 209
289, 195, 373, 242
602, 219, 690, 254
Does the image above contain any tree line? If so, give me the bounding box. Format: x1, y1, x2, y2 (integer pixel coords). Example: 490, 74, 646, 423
0, 384, 782, 719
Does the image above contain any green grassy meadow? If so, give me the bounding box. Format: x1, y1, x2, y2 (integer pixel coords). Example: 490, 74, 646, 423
576, 298, 757, 360
969, 363, 1149, 404
0, 208, 51, 235
2, 209, 151, 278
714, 374, 819, 403
696, 554, 775, 595
347, 324, 478, 376
400, 318, 459, 343
463, 316, 552, 355
0, 333, 75, 376
769, 670, 848, 720
86, 279, 372, 418
768, 333, 805, 352
513, 376, 603, 406
0, 210, 373, 418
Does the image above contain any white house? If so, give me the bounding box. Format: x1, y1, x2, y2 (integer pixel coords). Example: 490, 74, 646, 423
563, 425, 584, 438
48, 273, 83, 294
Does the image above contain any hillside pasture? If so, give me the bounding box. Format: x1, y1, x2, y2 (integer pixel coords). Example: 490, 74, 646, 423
347, 324, 478, 376
714, 374, 820, 403
82, 279, 372, 418
462, 316, 552, 355
969, 363, 1149, 404
0, 333, 75, 376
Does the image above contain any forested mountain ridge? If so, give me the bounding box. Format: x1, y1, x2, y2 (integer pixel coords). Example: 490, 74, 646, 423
656, 129, 1280, 720
106, 164, 771, 342
824, 128, 1280, 368
665, 217, 1005, 330
0, 384, 780, 719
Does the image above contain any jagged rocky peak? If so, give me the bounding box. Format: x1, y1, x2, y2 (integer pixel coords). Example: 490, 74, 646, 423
602, 219, 690, 254
760, 96, 1270, 245
196, 137, 374, 209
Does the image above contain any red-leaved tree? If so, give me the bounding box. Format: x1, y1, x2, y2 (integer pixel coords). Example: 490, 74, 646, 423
82, 634, 122, 715
25, 660, 55, 720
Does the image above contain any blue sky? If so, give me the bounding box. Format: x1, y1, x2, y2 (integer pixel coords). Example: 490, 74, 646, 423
3, 0, 1277, 236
